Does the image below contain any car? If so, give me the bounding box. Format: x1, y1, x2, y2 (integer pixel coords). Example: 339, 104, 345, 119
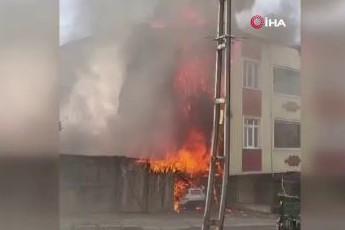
179, 187, 206, 211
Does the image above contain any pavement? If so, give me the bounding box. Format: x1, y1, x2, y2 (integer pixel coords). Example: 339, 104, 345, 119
60, 211, 278, 230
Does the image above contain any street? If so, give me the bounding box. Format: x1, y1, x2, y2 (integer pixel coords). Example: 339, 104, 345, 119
63, 225, 276, 230
61, 212, 277, 230
223, 227, 275, 230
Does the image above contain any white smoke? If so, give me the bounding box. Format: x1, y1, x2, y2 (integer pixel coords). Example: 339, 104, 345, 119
236, 0, 281, 28
304, 0, 345, 33
60, 0, 160, 45
60, 45, 123, 136
235, 0, 300, 45
59, 0, 161, 154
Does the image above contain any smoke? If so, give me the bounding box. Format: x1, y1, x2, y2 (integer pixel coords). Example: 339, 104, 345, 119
61, 43, 123, 134
304, 0, 345, 34
60, 0, 217, 156
60, 0, 161, 155
60, 0, 301, 157
60, 0, 160, 45
235, 0, 300, 45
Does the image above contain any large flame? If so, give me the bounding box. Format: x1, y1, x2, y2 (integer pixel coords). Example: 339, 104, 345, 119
149, 129, 209, 175
149, 129, 209, 212
138, 4, 216, 213
147, 30, 214, 212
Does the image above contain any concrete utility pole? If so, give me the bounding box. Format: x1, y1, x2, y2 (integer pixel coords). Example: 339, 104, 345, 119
202, 0, 231, 229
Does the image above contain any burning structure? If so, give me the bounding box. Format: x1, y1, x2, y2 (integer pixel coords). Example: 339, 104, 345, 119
116, 2, 218, 212
60, 0, 300, 215
60, 0, 219, 214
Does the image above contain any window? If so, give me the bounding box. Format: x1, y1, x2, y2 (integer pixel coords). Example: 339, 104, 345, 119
243, 60, 259, 88
274, 120, 300, 148
244, 118, 260, 149
274, 67, 300, 96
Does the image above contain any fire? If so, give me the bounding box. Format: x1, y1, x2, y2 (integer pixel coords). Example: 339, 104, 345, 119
139, 4, 216, 213
174, 54, 213, 98
148, 129, 209, 212
175, 58, 209, 95
174, 55, 213, 120
152, 25, 213, 212
149, 129, 208, 175
173, 179, 189, 212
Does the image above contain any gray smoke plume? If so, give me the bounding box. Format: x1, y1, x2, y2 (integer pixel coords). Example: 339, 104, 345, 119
60, 0, 300, 157
60, 0, 217, 157
60, 0, 161, 155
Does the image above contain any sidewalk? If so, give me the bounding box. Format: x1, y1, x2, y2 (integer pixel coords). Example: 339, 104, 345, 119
60, 211, 277, 230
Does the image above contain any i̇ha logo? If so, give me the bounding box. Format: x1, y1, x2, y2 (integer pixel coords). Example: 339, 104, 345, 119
250, 15, 286, 29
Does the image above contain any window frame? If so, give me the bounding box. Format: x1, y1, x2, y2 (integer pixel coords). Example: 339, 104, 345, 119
243, 58, 260, 90
243, 117, 261, 149
273, 119, 301, 150
273, 65, 301, 98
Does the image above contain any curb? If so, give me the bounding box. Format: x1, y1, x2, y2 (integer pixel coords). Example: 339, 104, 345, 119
65, 221, 277, 230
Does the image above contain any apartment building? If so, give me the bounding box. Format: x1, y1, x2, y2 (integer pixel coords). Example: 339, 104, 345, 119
226, 37, 301, 213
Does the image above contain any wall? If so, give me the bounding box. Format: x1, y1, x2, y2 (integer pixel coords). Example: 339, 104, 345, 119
60, 155, 174, 215
270, 46, 301, 173
229, 39, 301, 175
226, 175, 278, 213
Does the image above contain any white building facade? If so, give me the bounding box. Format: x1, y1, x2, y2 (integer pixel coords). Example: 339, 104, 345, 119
226, 38, 301, 212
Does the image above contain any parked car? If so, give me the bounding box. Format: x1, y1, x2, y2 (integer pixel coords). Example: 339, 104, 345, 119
179, 187, 206, 211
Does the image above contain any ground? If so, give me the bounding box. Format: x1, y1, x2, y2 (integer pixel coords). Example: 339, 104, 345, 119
60, 211, 277, 230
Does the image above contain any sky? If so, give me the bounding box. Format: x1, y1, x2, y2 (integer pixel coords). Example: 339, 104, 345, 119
60, 0, 302, 46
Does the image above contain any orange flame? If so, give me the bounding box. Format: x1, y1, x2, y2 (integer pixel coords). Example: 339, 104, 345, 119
173, 179, 189, 212
149, 129, 209, 175
147, 129, 209, 212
